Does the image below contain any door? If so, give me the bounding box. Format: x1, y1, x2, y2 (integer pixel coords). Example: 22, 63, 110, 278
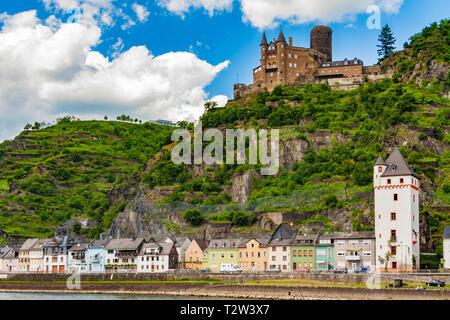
293, 262, 297, 270
52, 266, 58, 273
151, 265, 155, 272
352, 262, 357, 272
59, 265, 65, 273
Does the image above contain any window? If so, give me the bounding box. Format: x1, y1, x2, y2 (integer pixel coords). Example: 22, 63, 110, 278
282, 256, 287, 261
378, 166, 382, 172
392, 262, 397, 269
350, 240, 359, 246
391, 246, 397, 255
221, 254, 225, 259
393, 194, 398, 201
391, 230, 397, 241
272, 256, 276, 261
283, 247, 287, 252
316, 249, 326, 256
272, 247, 276, 252
337, 240, 345, 246
387, 179, 391, 184
309, 250, 313, 257
413, 195, 415, 202
400, 178, 404, 184
363, 240, 372, 246
230, 254, 234, 259
363, 251, 372, 256
293, 250, 297, 257
391, 212, 397, 221
337, 251, 345, 256
309, 262, 313, 268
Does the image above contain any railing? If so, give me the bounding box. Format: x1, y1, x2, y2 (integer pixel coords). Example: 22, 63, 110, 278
115, 252, 137, 257
345, 255, 361, 261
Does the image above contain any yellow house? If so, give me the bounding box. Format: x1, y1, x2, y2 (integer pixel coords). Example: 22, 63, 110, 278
238, 239, 269, 272
185, 239, 209, 270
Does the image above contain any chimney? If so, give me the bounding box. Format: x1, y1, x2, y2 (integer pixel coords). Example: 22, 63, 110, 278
289, 37, 292, 46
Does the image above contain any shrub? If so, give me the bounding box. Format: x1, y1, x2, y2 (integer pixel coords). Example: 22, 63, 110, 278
184, 209, 203, 226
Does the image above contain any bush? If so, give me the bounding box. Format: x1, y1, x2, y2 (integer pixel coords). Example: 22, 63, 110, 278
184, 209, 203, 226
443, 184, 450, 194
418, 133, 427, 140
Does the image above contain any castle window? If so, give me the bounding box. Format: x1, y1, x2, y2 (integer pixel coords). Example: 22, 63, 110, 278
391, 246, 397, 255
391, 212, 396, 221
295, 55, 298, 59
294, 63, 297, 67
387, 179, 391, 184
400, 178, 404, 184
289, 63, 292, 67
288, 54, 291, 58
393, 194, 398, 201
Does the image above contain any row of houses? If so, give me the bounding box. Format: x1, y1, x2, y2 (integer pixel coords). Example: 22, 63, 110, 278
0, 225, 377, 274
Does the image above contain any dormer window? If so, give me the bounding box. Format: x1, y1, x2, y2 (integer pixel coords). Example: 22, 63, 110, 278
391, 165, 397, 172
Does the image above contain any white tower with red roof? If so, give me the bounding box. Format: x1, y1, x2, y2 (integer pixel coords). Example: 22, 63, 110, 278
374, 149, 420, 272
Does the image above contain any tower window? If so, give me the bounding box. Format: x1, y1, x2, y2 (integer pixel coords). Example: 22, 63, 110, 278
387, 179, 391, 184
392, 262, 397, 269
393, 194, 398, 201
391, 212, 396, 221
378, 167, 382, 172
400, 178, 404, 184
391, 246, 397, 255
413, 195, 415, 202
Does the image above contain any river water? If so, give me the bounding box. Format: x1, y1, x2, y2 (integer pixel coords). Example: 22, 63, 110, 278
0, 292, 225, 300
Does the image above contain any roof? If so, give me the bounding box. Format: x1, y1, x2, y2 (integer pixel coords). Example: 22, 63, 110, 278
30, 239, 51, 251
44, 236, 72, 248
175, 237, 190, 248
0, 247, 18, 259
330, 231, 375, 240
69, 243, 88, 251
207, 239, 242, 250
160, 243, 175, 255
374, 155, 386, 166
268, 223, 297, 246
105, 238, 145, 250
19, 238, 39, 251
380, 148, 417, 178
88, 239, 109, 249
320, 58, 363, 68
193, 239, 210, 251
293, 234, 319, 245
261, 31, 268, 46
277, 29, 286, 43
444, 226, 450, 239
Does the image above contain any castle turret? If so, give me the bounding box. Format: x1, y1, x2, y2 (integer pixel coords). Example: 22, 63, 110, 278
276, 28, 287, 85
260, 32, 268, 84
310, 25, 332, 62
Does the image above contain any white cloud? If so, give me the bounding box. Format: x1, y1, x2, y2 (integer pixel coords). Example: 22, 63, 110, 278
210, 95, 229, 108
157, 0, 233, 17
156, 0, 404, 29
132, 3, 150, 22
0, 10, 229, 141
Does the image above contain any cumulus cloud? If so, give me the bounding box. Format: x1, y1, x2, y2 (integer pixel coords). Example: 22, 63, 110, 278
132, 3, 150, 22
157, 0, 404, 28
157, 0, 233, 17
0, 10, 229, 141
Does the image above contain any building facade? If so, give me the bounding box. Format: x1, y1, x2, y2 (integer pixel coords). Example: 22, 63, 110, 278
203, 239, 240, 272
43, 236, 72, 273
68, 243, 88, 273
267, 224, 296, 272
315, 235, 334, 271
29, 239, 49, 273
291, 235, 317, 270
104, 238, 146, 272
86, 240, 108, 273
174, 237, 191, 269
443, 226, 450, 269
374, 149, 421, 272
0, 246, 19, 273
19, 238, 39, 273
332, 232, 376, 272
185, 239, 209, 270
238, 238, 269, 272
137, 241, 178, 273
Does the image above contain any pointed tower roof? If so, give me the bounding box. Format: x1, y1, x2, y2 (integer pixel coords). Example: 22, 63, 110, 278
374, 155, 386, 166
277, 28, 286, 43
381, 148, 418, 178
261, 31, 268, 46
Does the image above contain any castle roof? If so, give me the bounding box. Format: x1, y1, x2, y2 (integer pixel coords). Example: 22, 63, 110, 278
320, 58, 362, 68
277, 28, 286, 43
374, 155, 386, 166
380, 148, 418, 178
261, 31, 268, 46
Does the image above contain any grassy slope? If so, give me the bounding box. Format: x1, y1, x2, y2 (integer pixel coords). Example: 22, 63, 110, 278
0, 120, 174, 238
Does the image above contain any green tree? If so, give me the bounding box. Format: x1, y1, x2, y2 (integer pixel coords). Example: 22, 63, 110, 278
184, 209, 203, 226
377, 24, 396, 61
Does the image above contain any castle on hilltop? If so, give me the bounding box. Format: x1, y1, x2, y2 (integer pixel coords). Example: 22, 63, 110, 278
234, 26, 386, 99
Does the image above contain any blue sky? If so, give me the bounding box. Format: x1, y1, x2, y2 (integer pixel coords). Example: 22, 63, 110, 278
0, 0, 448, 141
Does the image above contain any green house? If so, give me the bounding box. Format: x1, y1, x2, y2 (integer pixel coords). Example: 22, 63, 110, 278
315, 234, 334, 271
291, 235, 317, 270
203, 239, 240, 272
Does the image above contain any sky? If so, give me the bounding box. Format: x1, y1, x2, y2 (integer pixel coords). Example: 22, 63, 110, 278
0, 0, 448, 142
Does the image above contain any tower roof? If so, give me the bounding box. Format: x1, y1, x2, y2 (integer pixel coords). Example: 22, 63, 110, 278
380, 148, 418, 178
261, 31, 268, 46
374, 155, 386, 166
444, 226, 450, 239
277, 28, 286, 43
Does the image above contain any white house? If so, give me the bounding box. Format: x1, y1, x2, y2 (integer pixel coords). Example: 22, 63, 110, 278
43, 236, 73, 273
137, 241, 178, 273
68, 243, 88, 273
443, 226, 450, 269
374, 149, 420, 272
104, 238, 146, 273
29, 239, 49, 273
0, 246, 19, 273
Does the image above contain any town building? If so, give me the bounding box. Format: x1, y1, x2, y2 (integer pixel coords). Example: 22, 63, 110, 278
185, 239, 209, 270
315, 234, 334, 271
174, 237, 191, 269
374, 149, 421, 272
29, 239, 49, 273
137, 240, 178, 273
332, 231, 376, 272
19, 238, 39, 272
238, 238, 269, 272
68, 243, 88, 273
443, 226, 450, 269
267, 223, 297, 272
43, 236, 73, 273
0, 246, 19, 273
234, 26, 383, 99
291, 235, 317, 270
104, 238, 146, 272
86, 240, 108, 273
203, 239, 240, 272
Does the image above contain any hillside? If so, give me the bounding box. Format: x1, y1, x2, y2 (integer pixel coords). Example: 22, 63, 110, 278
0, 119, 173, 240
0, 20, 448, 260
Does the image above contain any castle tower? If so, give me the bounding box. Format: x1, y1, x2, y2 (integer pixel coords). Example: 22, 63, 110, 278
310, 25, 332, 62
276, 28, 287, 85
374, 149, 420, 272
260, 31, 268, 85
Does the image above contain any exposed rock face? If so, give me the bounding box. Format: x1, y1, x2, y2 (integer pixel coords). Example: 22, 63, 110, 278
56, 218, 100, 243
231, 170, 260, 206
280, 139, 308, 170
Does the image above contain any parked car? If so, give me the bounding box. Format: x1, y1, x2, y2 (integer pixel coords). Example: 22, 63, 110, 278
295, 267, 310, 273
332, 267, 348, 274
426, 280, 445, 287
220, 263, 241, 273
355, 266, 370, 273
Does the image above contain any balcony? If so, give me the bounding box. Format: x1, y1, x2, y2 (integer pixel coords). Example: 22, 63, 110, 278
390, 236, 397, 243
345, 255, 361, 261
115, 251, 137, 258
266, 68, 278, 73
